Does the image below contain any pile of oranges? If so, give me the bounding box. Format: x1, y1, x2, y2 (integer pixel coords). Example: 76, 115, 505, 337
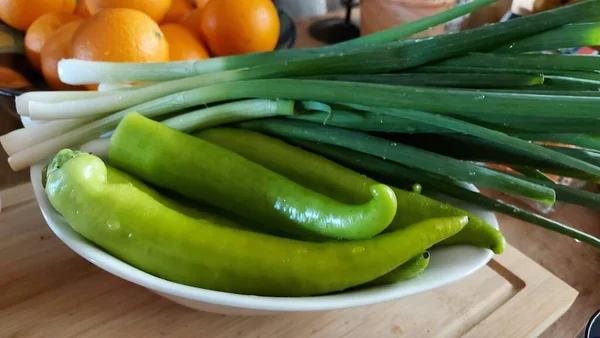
0, 0, 280, 90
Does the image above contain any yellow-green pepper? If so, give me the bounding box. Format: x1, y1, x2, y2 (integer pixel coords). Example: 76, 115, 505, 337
108, 113, 398, 240
365, 252, 430, 286
195, 127, 505, 254
44, 149, 467, 296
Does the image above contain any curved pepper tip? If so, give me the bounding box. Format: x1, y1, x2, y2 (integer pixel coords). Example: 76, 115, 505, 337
491, 234, 506, 255
369, 183, 398, 231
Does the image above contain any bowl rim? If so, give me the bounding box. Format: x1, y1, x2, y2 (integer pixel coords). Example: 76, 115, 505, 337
31, 163, 498, 312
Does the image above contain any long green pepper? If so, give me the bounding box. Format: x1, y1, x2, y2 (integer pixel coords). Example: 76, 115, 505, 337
195, 127, 505, 254
44, 149, 467, 296
108, 113, 398, 240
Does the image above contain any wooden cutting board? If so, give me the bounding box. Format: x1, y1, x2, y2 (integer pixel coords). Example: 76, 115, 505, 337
0, 183, 578, 338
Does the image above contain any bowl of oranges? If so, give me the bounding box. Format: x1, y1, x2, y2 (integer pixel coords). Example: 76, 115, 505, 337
0, 0, 296, 118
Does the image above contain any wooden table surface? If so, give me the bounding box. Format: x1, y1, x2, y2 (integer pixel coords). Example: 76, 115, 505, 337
0, 11, 598, 338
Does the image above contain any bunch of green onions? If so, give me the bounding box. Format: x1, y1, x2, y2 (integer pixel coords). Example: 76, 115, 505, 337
3, 0, 600, 247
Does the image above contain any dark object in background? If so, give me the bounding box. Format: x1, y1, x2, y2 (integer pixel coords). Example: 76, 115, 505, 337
0, 53, 49, 120
276, 9, 297, 49
582, 309, 600, 338
309, 0, 359, 44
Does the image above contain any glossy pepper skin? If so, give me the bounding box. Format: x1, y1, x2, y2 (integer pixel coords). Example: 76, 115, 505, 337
108, 113, 398, 241
195, 127, 505, 254
44, 149, 468, 296
105, 162, 248, 230
365, 252, 430, 286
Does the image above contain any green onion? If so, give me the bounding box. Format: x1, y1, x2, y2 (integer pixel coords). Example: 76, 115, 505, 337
511, 167, 555, 183
495, 23, 600, 53
301, 73, 544, 88
337, 0, 499, 46
544, 146, 600, 167
515, 166, 600, 183
211, 79, 600, 119
298, 101, 332, 114
541, 76, 600, 89
56, 48, 350, 85
344, 104, 600, 176
503, 171, 600, 211
416, 66, 600, 82
481, 117, 600, 133
294, 141, 600, 248
415, 67, 600, 89
239, 118, 556, 205
97, 83, 135, 92
290, 110, 447, 133
365, 133, 585, 173
415, 133, 600, 171
471, 118, 600, 133
517, 133, 600, 151
161, 99, 295, 133
7, 99, 295, 171
0, 117, 97, 156
435, 53, 600, 73
33, 77, 600, 125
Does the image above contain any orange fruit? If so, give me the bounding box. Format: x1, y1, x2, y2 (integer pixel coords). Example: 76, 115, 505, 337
160, 23, 209, 61
86, 0, 172, 23
178, 8, 204, 39
71, 8, 169, 63
25, 12, 81, 70
163, 0, 194, 23
40, 20, 84, 90
75, 0, 93, 18
0, 67, 30, 88
193, 0, 210, 8
200, 0, 279, 56
0, 0, 77, 31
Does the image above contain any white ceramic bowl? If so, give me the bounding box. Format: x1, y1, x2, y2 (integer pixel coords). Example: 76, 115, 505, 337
31, 163, 499, 316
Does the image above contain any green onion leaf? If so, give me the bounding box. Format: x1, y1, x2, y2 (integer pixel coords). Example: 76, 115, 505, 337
161, 99, 296, 133
435, 53, 600, 73
344, 104, 600, 176
337, 0, 499, 46
294, 141, 600, 248
517, 133, 600, 151
215, 79, 600, 119
544, 146, 600, 167
416, 65, 600, 79
7, 99, 295, 171
500, 170, 600, 211
301, 73, 544, 88
511, 166, 555, 184
299, 101, 332, 114
290, 110, 447, 133
495, 23, 600, 53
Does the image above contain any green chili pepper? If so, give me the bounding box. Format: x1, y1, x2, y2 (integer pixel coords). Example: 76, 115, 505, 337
44, 149, 467, 296
195, 127, 505, 254
105, 162, 248, 230
365, 252, 430, 286
107, 113, 398, 240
